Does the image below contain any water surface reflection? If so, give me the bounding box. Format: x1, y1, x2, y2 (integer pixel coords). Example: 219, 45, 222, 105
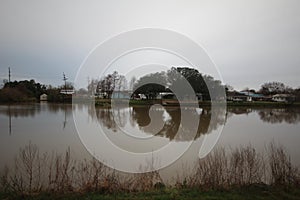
1, 103, 300, 182
91, 106, 227, 141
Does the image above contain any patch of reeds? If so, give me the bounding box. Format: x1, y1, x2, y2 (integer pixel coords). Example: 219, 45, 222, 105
186, 142, 300, 190
0, 143, 162, 196
268, 142, 300, 186
0, 142, 299, 196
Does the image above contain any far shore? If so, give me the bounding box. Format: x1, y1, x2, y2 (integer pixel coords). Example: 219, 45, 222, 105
1, 98, 300, 107
91, 98, 300, 107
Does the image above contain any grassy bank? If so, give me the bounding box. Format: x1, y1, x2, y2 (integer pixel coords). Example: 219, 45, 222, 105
94, 98, 300, 107
226, 101, 300, 107
2, 186, 300, 200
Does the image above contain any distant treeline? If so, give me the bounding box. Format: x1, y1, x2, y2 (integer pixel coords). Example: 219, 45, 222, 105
0, 80, 73, 103
1, 67, 300, 103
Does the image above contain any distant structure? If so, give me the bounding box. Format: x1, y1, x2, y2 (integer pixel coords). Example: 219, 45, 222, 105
40, 93, 48, 101
272, 94, 295, 103
60, 89, 75, 94
227, 90, 266, 102
60, 73, 75, 95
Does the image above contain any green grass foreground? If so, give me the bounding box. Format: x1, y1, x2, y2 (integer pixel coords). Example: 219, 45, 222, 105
2, 186, 300, 200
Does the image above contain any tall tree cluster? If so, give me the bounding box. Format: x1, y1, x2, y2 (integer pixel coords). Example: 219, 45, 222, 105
0, 80, 47, 102
133, 67, 225, 100
259, 81, 293, 95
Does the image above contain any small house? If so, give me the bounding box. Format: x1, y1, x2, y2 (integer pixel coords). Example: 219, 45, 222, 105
272, 94, 295, 103
226, 91, 249, 102
40, 93, 48, 101
227, 91, 267, 102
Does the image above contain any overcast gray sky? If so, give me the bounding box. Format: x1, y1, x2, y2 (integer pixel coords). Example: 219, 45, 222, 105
0, 0, 299, 90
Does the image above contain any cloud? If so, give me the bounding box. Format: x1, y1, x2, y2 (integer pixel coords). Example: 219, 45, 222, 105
0, 0, 299, 89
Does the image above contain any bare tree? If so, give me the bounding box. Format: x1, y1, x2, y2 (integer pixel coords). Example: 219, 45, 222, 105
259, 82, 289, 95
129, 76, 137, 91
116, 75, 127, 91
87, 79, 97, 96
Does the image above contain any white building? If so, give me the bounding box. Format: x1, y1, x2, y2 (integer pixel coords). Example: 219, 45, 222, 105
40, 93, 48, 101
272, 94, 295, 103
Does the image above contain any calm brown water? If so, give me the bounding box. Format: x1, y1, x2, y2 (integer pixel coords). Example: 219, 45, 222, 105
0, 103, 300, 182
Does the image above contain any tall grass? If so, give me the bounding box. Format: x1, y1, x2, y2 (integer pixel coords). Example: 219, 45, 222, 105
188, 143, 300, 190
268, 142, 300, 186
190, 146, 265, 189
0, 142, 299, 196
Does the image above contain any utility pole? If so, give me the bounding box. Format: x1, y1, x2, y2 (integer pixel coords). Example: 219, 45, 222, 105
8, 67, 11, 83
63, 72, 68, 91
63, 73, 68, 102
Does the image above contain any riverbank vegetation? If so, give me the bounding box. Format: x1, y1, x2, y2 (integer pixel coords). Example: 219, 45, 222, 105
0, 79, 73, 103
0, 142, 299, 199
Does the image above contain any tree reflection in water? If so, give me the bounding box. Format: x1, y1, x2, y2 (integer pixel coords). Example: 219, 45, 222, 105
2, 104, 299, 137
93, 105, 227, 141
0, 103, 74, 118
0, 104, 41, 118
92, 105, 300, 141
257, 107, 300, 124
0, 103, 73, 134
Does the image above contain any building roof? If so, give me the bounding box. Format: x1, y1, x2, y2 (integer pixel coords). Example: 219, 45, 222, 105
272, 94, 293, 98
